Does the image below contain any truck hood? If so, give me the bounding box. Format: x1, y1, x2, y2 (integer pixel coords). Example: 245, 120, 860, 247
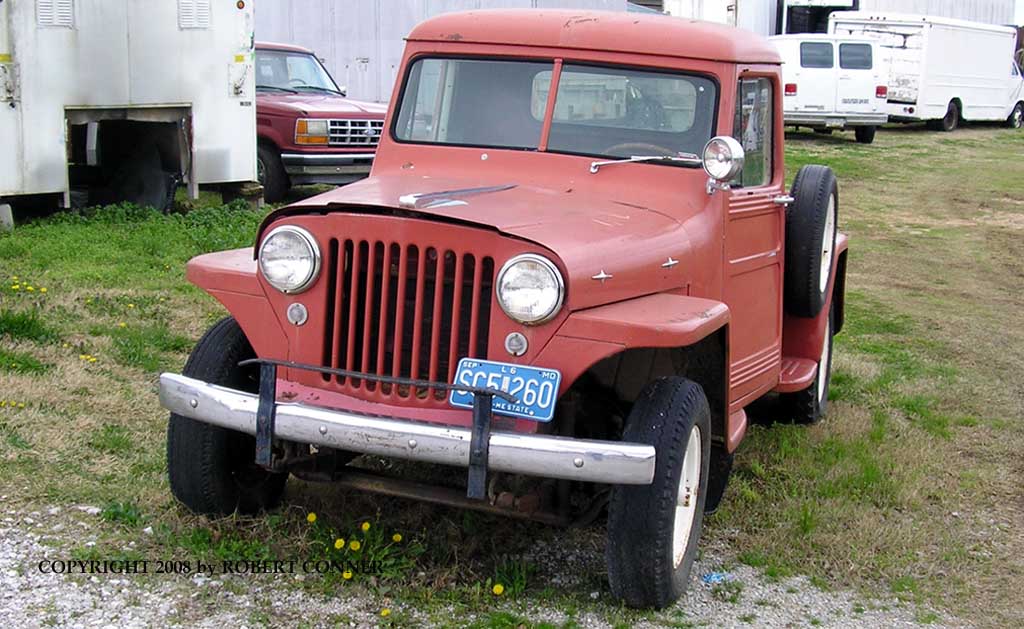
256, 93, 388, 117
261, 175, 697, 311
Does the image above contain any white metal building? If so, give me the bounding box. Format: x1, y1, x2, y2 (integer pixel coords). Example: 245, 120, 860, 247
255, 0, 630, 103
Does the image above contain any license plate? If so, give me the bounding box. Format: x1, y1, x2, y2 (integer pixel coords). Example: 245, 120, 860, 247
826, 118, 846, 128
449, 358, 562, 422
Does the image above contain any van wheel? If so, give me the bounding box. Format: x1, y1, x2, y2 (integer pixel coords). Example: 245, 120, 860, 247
785, 165, 838, 318
167, 317, 288, 515
607, 378, 711, 609
257, 144, 289, 203
928, 101, 960, 132
1007, 103, 1024, 129
854, 126, 876, 144
781, 306, 834, 424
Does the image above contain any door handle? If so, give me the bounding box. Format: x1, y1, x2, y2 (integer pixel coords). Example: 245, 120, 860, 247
773, 195, 795, 206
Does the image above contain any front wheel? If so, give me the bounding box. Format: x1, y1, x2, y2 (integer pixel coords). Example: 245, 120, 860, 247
257, 144, 289, 203
167, 317, 288, 515
607, 378, 711, 609
1007, 103, 1023, 129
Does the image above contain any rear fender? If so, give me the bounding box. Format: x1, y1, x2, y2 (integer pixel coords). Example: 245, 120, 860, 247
780, 233, 849, 364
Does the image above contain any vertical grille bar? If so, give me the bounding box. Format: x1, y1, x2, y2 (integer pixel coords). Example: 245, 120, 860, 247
375, 244, 394, 377
360, 242, 378, 379
345, 241, 363, 378
391, 246, 410, 379
408, 248, 428, 382
427, 252, 447, 384
468, 259, 484, 357
447, 253, 466, 383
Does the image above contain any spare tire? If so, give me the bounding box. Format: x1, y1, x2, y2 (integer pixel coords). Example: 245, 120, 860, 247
785, 165, 838, 318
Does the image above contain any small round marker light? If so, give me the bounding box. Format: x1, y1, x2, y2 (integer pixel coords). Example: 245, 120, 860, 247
287, 303, 308, 326
504, 332, 528, 356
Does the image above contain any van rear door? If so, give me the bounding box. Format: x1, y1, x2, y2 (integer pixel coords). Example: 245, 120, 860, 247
793, 41, 837, 116
835, 42, 882, 116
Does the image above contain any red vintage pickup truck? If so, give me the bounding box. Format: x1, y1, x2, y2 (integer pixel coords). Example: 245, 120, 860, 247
255, 42, 387, 202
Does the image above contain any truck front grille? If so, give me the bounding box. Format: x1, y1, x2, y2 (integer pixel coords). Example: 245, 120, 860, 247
321, 239, 494, 401
328, 119, 384, 147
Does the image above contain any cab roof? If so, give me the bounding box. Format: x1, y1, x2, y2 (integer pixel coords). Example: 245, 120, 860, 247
407, 9, 781, 65
255, 41, 315, 55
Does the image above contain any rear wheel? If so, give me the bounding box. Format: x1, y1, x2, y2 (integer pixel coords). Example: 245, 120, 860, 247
1007, 103, 1023, 129
607, 378, 711, 609
928, 101, 960, 132
854, 126, 876, 144
167, 317, 288, 515
781, 307, 834, 424
257, 144, 289, 203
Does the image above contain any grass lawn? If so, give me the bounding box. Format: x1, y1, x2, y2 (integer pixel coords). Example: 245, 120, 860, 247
2, 125, 1023, 626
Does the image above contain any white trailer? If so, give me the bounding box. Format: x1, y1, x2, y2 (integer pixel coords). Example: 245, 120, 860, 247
0, 0, 258, 214
830, 12, 1024, 130
255, 0, 630, 104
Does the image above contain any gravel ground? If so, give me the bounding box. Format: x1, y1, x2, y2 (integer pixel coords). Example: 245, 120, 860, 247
0, 504, 957, 628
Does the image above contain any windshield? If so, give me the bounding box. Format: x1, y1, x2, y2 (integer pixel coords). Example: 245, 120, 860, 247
394, 58, 717, 161
255, 49, 340, 93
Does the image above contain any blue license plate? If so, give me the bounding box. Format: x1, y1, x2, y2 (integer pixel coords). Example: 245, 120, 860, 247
449, 358, 562, 422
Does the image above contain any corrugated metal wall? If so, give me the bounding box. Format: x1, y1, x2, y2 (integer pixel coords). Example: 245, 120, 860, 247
255, 0, 628, 103
857, 0, 1015, 24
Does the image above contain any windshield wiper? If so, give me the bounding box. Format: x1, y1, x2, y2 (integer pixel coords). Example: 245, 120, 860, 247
589, 153, 702, 174
292, 85, 346, 96
256, 85, 298, 94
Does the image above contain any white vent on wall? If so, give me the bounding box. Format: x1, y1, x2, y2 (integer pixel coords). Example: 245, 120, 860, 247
178, 0, 211, 30
37, 0, 75, 28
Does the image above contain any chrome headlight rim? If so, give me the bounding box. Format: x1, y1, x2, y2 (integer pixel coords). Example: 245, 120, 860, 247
496, 253, 565, 326
258, 225, 322, 294
702, 135, 746, 182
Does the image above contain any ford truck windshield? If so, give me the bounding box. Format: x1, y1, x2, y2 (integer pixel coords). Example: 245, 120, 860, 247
393, 58, 717, 162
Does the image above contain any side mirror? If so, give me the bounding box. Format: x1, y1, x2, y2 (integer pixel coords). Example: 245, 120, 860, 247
702, 136, 745, 185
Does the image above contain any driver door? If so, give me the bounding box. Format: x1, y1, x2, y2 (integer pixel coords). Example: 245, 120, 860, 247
723, 76, 785, 409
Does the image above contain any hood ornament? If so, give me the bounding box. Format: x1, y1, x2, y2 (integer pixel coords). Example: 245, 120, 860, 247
662, 257, 679, 268
398, 184, 517, 209
591, 270, 613, 282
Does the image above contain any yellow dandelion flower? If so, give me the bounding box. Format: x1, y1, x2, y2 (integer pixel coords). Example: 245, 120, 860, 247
88, 357, 97, 363
391, 533, 402, 543
79, 354, 87, 360
342, 569, 353, 580
0, 401, 6, 407
10, 276, 17, 281
17, 403, 25, 409
118, 322, 127, 328
348, 540, 361, 551
25, 286, 33, 292
11, 285, 19, 291
127, 303, 135, 309
86, 298, 92, 304
39, 287, 47, 294
380, 608, 391, 618
361, 521, 371, 532
334, 538, 345, 550
306, 512, 317, 523
492, 583, 505, 596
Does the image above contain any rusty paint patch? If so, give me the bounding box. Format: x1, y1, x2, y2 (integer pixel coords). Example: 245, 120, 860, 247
444, 32, 464, 41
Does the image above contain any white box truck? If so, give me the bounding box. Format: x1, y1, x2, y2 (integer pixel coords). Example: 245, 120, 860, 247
0, 0, 258, 219
829, 12, 1024, 131
771, 34, 889, 143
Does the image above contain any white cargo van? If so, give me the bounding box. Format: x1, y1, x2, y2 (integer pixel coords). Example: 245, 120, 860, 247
770, 35, 889, 143
0, 0, 258, 217
829, 12, 1024, 132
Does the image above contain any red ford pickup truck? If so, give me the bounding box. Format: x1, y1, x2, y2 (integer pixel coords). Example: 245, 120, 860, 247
255, 42, 387, 202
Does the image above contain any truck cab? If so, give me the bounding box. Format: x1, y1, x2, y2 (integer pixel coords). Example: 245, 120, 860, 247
255, 42, 387, 202
771, 34, 889, 143
162, 11, 848, 609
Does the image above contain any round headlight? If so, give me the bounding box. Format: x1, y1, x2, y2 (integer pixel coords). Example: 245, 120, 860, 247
496, 254, 565, 325
702, 136, 746, 182
258, 226, 321, 294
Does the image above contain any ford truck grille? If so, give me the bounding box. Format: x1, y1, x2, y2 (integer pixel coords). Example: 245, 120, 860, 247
328, 119, 384, 147
321, 239, 494, 400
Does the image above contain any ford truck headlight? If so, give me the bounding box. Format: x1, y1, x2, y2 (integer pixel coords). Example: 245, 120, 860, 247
496, 254, 564, 325
295, 118, 329, 145
258, 226, 321, 294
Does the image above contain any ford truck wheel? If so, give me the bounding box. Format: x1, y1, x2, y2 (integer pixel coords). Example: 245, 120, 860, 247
785, 165, 838, 318
1007, 103, 1023, 129
781, 307, 834, 424
607, 378, 711, 609
257, 144, 288, 203
167, 317, 288, 515
854, 126, 876, 144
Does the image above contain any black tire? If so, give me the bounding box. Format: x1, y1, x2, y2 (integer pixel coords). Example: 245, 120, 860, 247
167, 317, 288, 515
785, 165, 838, 318
257, 144, 288, 203
607, 378, 711, 609
1007, 102, 1024, 129
813, 128, 833, 135
780, 306, 834, 424
703, 446, 734, 515
854, 126, 876, 144
928, 101, 960, 132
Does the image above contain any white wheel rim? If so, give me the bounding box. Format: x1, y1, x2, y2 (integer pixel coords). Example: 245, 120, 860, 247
672, 425, 702, 568
818, 195, 836, 294
1014, 107, 1023, 128
817, 315, 831, 403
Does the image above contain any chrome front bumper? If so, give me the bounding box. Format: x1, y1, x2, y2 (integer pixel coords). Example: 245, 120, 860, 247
158, 373, 656, 485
